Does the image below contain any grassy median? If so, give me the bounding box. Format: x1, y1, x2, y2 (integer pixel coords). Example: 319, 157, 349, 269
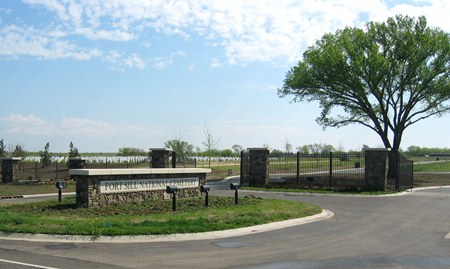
0, 195, 321, 236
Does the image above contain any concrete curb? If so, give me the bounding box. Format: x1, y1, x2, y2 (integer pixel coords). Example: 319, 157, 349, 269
0, 209, 334, 244
241, 189, 413, 198
21, 192, 76, 199
0, 193, 76, 200
409, 185, 450, 191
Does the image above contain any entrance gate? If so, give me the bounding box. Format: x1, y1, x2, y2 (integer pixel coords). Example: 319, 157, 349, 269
240, 151, 250, 186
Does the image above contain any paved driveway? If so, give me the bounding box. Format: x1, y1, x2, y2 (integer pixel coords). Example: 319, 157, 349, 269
0, 186, 449, 269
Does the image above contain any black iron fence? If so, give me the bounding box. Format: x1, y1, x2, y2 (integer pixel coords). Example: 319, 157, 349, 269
2, 159, 150, 182
241, 150, 413, 191
267, 152, 365, 190
2, 150, 413, 191
394, 151, 414, 191
170, 152, 197, 168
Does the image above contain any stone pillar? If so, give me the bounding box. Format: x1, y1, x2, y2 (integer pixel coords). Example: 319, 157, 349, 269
364, 148, 390, 191
68, 158, 87, 169
1, 157, 22, 183
150, 148, 171, 168
248, 148, 270, 186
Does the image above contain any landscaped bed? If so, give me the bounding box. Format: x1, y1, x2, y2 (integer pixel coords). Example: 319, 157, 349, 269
0, 195, 321, 236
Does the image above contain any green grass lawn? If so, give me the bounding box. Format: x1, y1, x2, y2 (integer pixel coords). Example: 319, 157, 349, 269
414, 161, 450, 172
0, 182, 76, 196
0, 196, 321, 236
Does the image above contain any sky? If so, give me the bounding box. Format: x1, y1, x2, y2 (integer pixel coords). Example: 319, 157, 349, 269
0, 0, 449, 153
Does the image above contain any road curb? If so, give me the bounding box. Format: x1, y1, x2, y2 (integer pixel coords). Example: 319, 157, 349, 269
0, 209, 334, 244
409, 186, 450, 191
241, 189, 413, 197
21, 192, 76, 199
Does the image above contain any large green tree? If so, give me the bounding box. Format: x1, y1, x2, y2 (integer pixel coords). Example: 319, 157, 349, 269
11, 144, 26, 157
279, 15, 449, 152
0, 139, 5, 157
118, 147, 146, 156
164, 139, 194, 165
40, 142, 51, 167
68, 141, 79, 158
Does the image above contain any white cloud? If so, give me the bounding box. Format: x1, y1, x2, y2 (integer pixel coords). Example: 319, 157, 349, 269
104, 50, 122, 64
124, 53, 146, 69
1, 114, 168, 140
2, 114, 55, 135
102, 48, 185, 70
23, 0, 68, 21
59, 117, 119, 137
0, 7, 13, 16
371, 0, 450, 32
0, 24, 101, 60
4, 0, 450, 65
151, 50, 186, 70
74, 27, 135, 41
245, 83, 278, 92
104, 50, 146, 70
210, 57, 222, 68
1, 114, 113, 137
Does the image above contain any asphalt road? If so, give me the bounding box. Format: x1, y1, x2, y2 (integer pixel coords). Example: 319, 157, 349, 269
0, 181, 449, 269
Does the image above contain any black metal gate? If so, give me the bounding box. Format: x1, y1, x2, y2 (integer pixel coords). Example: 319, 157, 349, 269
398, 153, 414, 190
387, 151, 414, 191
240, 151, 250, 186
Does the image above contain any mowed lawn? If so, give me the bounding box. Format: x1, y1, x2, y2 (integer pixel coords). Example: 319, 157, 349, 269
0, 196, 322, 236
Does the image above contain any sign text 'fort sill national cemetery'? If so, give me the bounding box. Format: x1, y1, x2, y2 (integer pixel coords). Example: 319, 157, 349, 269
100, 177, 200, 194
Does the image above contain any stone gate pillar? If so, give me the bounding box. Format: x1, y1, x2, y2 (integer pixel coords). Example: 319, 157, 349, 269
1, 157, 22, 183
365, 148, 390, 191
150, 148, 171, 168
68, 158, 87, 169
248, 148, 270, 186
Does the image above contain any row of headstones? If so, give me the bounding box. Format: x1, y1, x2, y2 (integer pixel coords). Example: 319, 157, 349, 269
68, 149, 181, 169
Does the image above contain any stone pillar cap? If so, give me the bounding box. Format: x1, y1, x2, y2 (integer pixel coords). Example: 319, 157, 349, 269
0, 157, 22, 161
149, 148, 170, 151
365, 148, 391, 151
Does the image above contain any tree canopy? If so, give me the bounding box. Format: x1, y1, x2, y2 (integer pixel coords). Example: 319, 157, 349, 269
118, 147, 146, 156
164, 139, 194, 163
0, 139, 5, 157
279, 15, 450, 151
40, 142, 51, 167
68, 141, 79, 158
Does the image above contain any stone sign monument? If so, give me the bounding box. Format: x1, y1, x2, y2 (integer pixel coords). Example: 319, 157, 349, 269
70, 168, 211, 208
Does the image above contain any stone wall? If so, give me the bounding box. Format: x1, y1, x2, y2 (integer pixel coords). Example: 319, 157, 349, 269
71, 169, 209, 208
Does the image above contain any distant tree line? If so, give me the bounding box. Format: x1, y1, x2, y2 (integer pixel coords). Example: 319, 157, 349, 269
0, 139, 26, 158
404, 146, 450, 156
3, 136, 448, 166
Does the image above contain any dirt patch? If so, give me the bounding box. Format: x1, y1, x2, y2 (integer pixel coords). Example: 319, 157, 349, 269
413, 173, 450, 188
